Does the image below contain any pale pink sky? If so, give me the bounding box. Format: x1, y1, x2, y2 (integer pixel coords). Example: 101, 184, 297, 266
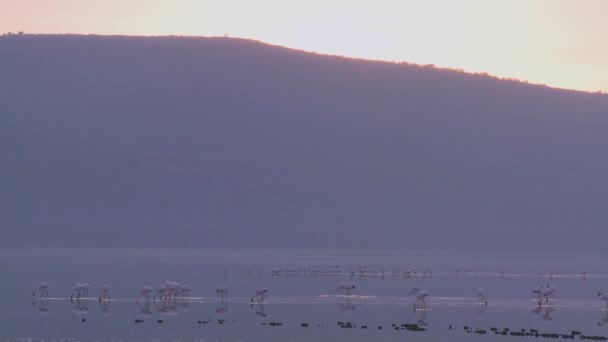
1, 0, 607, 92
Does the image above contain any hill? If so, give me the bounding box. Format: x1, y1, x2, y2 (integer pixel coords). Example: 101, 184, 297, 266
1, 34, 608, 251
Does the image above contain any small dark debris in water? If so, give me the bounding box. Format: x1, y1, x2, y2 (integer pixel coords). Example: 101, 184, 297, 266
377, 325, 382, 330
81, 318, 85, 322
449, 325, 452, 330
269, 322, 282, 326
157, 320, 163, 323
490, 327, 497, 331
361, 325, 368, 329
197, 320, 202, 324
134, 319, 144, 323
301, 323, 309, 327
464, 326, 469, 330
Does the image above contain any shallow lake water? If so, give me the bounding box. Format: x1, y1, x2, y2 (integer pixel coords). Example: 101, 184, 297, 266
2, 248, 608, 341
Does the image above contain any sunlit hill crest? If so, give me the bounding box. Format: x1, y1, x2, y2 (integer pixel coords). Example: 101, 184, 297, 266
2, 33, 607, 95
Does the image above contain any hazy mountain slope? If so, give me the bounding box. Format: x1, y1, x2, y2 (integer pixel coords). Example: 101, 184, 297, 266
1, 35, 608, 251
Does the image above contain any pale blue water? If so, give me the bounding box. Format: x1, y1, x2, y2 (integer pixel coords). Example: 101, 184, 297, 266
2, 248, 608, 341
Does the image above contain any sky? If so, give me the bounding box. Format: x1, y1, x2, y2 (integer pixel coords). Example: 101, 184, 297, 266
1, 0, 607, 92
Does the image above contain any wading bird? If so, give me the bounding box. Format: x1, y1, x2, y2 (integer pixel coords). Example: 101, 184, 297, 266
251, 287, 268, 304
217, 286, 229, 301
477, 288, 488, 306
153, 283, 169, 302
99, 284, 111, 302
138, 286, 154, 303
598, 292, 608, 309
336, 282, 356, 296
409, 286, 429, 309
33, 282, 49, 298
180, 284, 192, 298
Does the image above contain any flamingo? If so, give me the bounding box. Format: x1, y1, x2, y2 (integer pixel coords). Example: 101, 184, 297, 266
217, 286, 229, 300
544, 284, 557, 303
409, 286, 429, 309
476, 288, 488, 306
81, 283, 91, 298
33, 282, 49, 297
165, 281, 181, 299
336, 282, 355, 296
99, 284, 111, 302
532, 285, 544, 303
251, 287, 268, 304
180, 284, 192, 298
153, 283, 169, 302
138, 286, 154, 303
71, 283, 84, 301
598, 292, 608, 309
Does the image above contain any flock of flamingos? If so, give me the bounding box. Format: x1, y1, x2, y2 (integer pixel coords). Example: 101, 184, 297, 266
29, 267, 608, 322
31, 281, 608, 309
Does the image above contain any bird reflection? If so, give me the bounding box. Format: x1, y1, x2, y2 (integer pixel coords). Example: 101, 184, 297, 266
137, 299, 153, 318
598, 312, 608, 327
476, 302, 487, 318
178, 299, 191, 313
32, 298, 50, 316
72, 297, 91, 317
251, 303, 268, 319
216, 293, 229, 317
216, 302, 229, 316
414, 307, 428, 327
99, 299, 111, 317
335, 297, 355, 311
532, 303, 555, 321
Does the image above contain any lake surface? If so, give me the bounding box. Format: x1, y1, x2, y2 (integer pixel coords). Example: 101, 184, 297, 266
2, 248, 608, 341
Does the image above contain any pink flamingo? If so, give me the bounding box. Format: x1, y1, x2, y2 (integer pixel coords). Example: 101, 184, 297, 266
71, 283, 84, 301
99, 284, 111, 302
180, 284, 192, 298
251, 287, 268, 304
335, 282, 356, 296
165, 281, 180, 299
409, 286, 429, 309
138, 285, 154, 303
217, 286, 229, 300
153, 283, 169, 302
598, 292, 608, 309
33, 282, 49, 297
81, 283, 91, 297
476, 288, 487, 306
